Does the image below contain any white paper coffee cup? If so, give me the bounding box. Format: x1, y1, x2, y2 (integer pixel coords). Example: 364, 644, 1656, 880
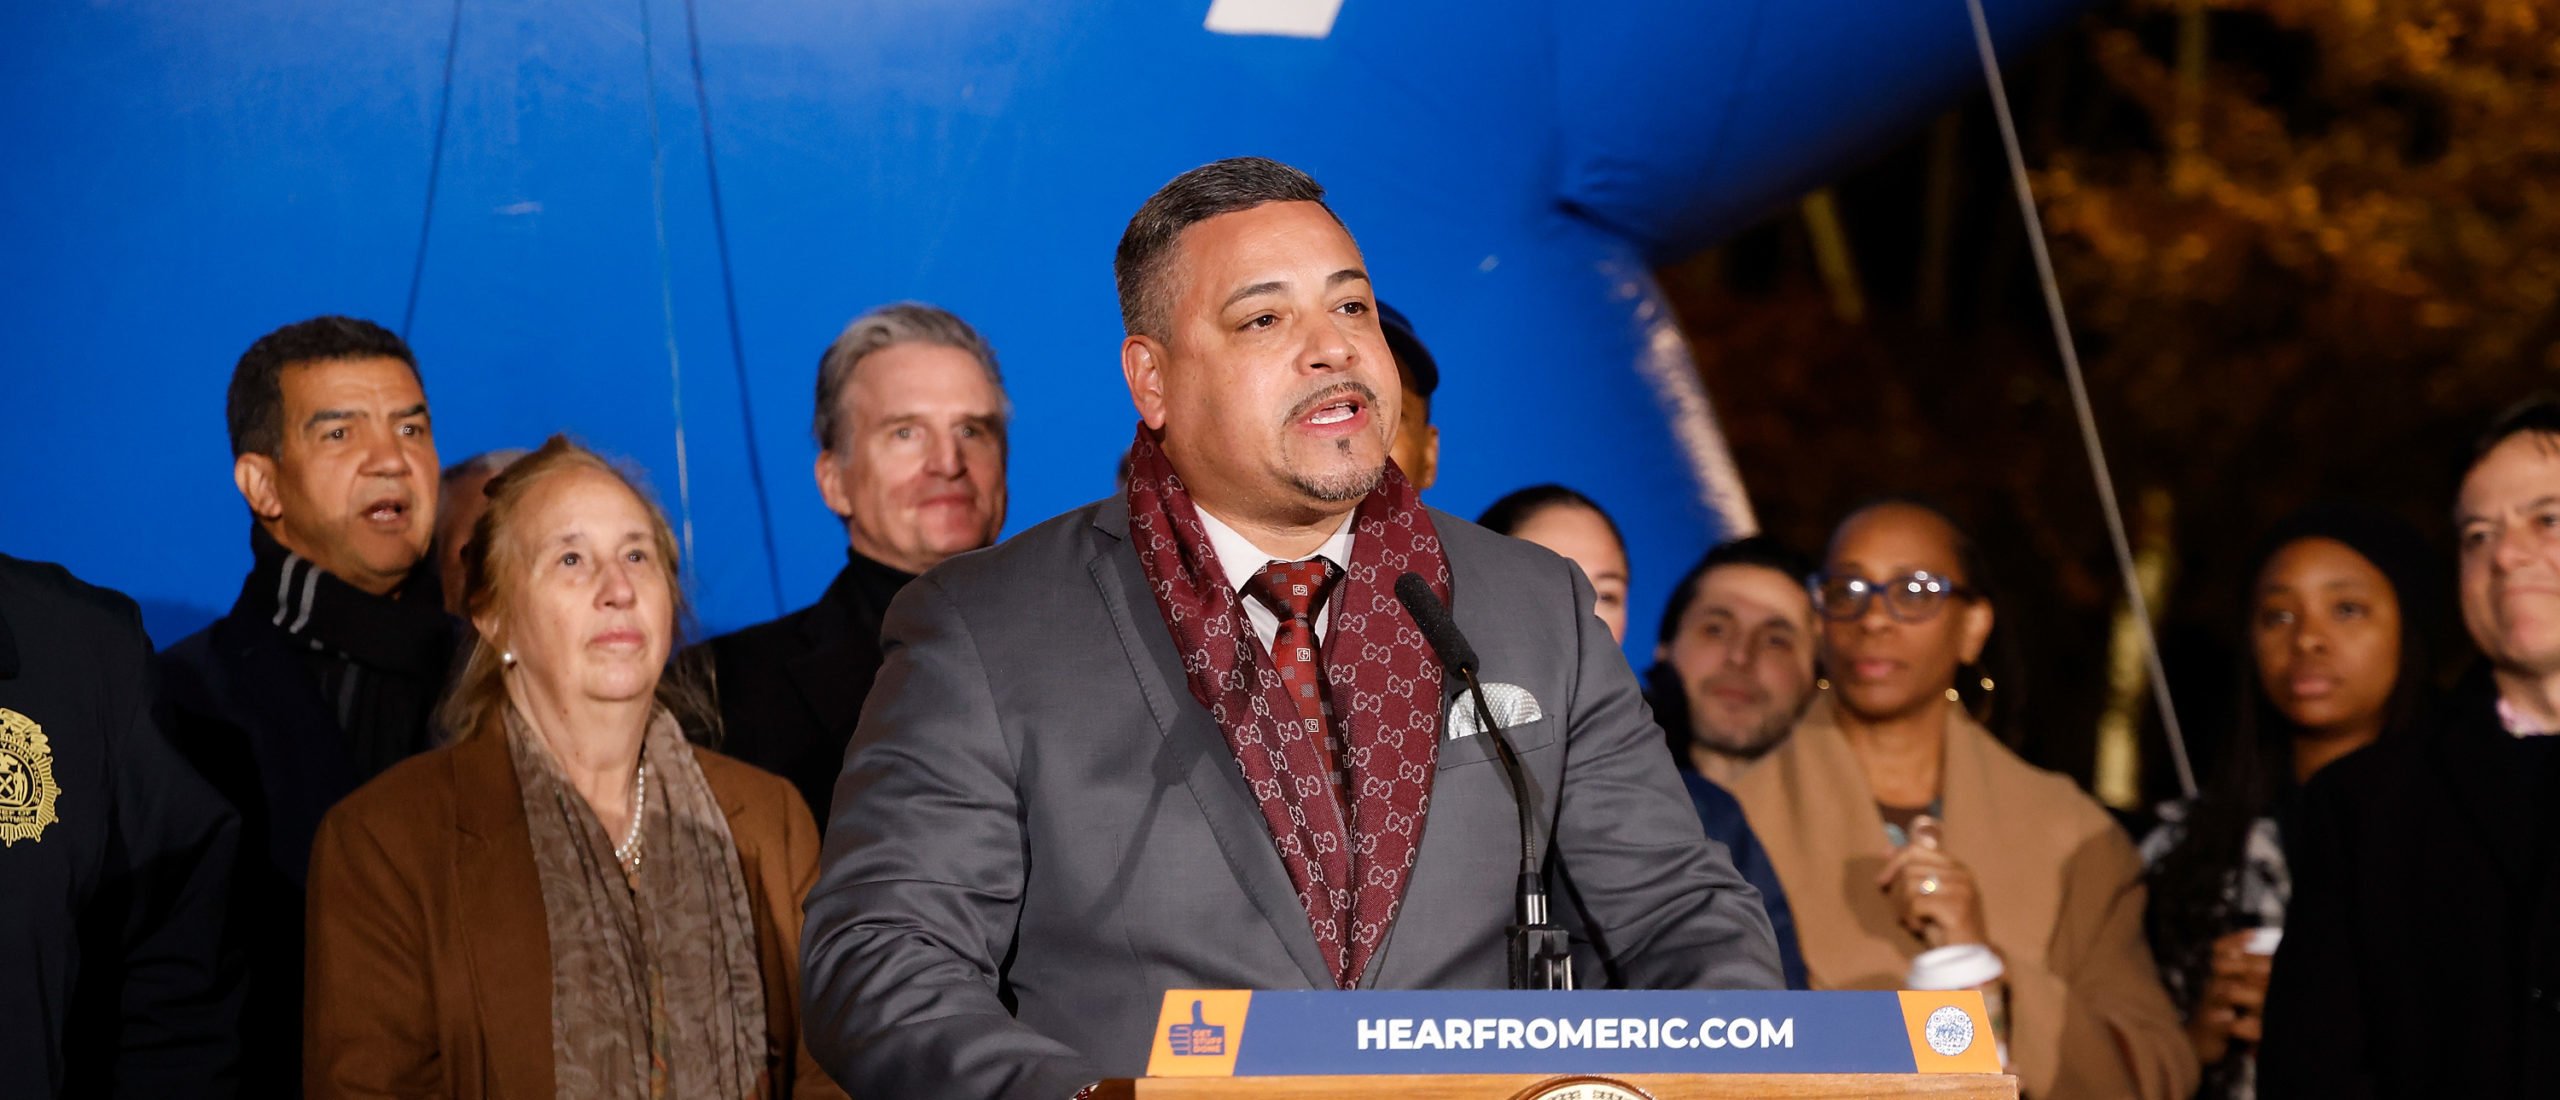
1906, 943, 2006, 990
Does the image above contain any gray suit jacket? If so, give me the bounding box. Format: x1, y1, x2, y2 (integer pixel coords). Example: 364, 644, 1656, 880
801, 499, 1781, 1098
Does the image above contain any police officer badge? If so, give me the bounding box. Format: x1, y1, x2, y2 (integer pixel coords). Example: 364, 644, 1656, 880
0, 708, 60, 846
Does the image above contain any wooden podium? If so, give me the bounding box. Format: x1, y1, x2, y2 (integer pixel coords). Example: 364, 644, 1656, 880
1113, 990, 2017, 1099
1097, 1072, 2016, 1098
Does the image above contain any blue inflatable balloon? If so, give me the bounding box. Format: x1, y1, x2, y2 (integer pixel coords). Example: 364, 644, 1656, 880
0, 0, 2083, 655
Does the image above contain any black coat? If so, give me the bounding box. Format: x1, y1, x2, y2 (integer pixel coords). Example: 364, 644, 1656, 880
0, 555, 240, 1098
2260, 673, 2560, 1098
157, 573, 460, 1097
696, 559, 893, 818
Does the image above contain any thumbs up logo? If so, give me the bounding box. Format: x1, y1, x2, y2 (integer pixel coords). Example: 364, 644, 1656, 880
1147, 989, 1252, 1076
1167, 999, 1227, 1056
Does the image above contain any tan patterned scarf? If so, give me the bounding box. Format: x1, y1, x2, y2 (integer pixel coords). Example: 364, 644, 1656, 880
505, 708, 768, 1098
1123, 423, 1451, 988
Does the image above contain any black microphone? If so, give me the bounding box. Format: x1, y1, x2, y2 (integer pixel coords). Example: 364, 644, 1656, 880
1396, 572, 1480, 676
1394, 572, 1574, 990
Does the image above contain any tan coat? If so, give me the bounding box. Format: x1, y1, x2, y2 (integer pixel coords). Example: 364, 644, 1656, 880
1730, 697, 2196, 1100
302, 728, 847, 1099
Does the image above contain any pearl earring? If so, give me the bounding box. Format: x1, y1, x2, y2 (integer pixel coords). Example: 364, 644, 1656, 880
501, 650, 516, 668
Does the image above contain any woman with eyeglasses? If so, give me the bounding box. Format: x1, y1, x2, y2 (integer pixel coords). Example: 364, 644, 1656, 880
1730, 501, 2196, 1099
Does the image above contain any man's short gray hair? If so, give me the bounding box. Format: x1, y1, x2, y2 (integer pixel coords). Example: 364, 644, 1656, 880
812, 302, 1007, 452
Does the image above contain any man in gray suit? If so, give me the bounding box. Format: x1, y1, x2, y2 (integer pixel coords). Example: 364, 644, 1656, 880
801, 157, 1781, 1099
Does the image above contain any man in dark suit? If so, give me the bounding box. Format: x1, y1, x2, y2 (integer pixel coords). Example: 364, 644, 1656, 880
802, 158, 1781, 1100
694, 302, 1010, 817
1, 555, 241, 1098
158, 315, 460, 1096
2262, 395, 2560, 1097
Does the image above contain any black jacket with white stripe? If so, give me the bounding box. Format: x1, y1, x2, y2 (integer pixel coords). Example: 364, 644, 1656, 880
156, 524, 460, 1098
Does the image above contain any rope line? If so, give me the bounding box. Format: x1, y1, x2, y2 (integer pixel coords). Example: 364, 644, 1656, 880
637, 0, 701, 578
400, 0, 465, 338
1962, 0, 2199, 798
681, 0, 788, 616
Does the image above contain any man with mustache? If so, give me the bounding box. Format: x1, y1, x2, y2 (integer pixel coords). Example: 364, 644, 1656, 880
158, 315, 461, 1096
802, 158, 1781, 1100
695, 302, 1008, 818
2263, 396, 2560, 1097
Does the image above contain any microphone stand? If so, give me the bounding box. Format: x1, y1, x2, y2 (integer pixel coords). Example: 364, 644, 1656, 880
1458, 666, 1574, 991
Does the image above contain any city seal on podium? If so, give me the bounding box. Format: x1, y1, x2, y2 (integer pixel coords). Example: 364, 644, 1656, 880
0, 708, 60, 846
1924, 1005, 1977, 1057
1512, 1076, 1654, 1100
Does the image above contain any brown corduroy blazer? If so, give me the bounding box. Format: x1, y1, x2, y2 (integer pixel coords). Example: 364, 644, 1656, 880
1729, 697, 2198, 1100
302, 726, 847, 1099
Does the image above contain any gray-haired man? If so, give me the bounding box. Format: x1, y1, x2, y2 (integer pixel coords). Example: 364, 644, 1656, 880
694, 302, 1009, 816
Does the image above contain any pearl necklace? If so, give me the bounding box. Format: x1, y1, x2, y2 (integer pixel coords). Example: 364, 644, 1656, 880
612, 762, 649, 871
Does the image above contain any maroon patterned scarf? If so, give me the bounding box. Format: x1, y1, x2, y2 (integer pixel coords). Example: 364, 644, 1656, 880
1124, 424, 1450, 988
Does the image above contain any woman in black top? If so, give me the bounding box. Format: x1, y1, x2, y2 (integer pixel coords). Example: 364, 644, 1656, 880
2141, 503, 2438, 1099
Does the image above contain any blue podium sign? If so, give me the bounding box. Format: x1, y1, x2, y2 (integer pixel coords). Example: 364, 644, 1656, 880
1145, 990, 1999, 1078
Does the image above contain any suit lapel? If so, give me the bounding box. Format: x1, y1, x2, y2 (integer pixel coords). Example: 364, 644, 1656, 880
1087, 501, 1333, 989
1937, 707, 2061, 974
450, 733, 558, 1096
1775, 700, 1907, 987
702, 764, 800, 1075
783, 570, 884, 744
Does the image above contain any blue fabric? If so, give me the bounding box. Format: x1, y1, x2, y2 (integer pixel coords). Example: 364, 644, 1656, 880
1683, 770, 1809, 990
8, 0, 2094, 660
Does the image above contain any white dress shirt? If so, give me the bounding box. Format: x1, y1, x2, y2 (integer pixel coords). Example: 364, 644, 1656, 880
1195, 507, 1356, 651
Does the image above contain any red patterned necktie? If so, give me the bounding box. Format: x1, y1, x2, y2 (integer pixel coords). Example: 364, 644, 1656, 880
1246, 558, 1346, 801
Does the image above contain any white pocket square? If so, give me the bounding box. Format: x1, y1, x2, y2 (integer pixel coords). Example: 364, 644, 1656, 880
1446, 682, 1544, 741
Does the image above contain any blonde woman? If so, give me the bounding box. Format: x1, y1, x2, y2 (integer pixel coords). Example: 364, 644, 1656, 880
304, 436, 841, 1098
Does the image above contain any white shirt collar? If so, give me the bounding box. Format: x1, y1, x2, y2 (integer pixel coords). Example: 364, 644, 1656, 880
2498, 695, 2560, 738
1195, 507, 1356, 594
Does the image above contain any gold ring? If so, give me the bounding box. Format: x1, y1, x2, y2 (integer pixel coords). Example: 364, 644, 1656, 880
1918, 875, 1942, 896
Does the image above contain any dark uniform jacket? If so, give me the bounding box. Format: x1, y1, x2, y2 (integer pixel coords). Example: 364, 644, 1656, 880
0, 554, 240, 1098
157, 528, 460, 1096
695, 552, 907, 817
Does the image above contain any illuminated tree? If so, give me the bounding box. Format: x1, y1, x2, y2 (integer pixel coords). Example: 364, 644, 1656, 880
1663, 0, 2558, 792
2040, 0, 2558, 457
